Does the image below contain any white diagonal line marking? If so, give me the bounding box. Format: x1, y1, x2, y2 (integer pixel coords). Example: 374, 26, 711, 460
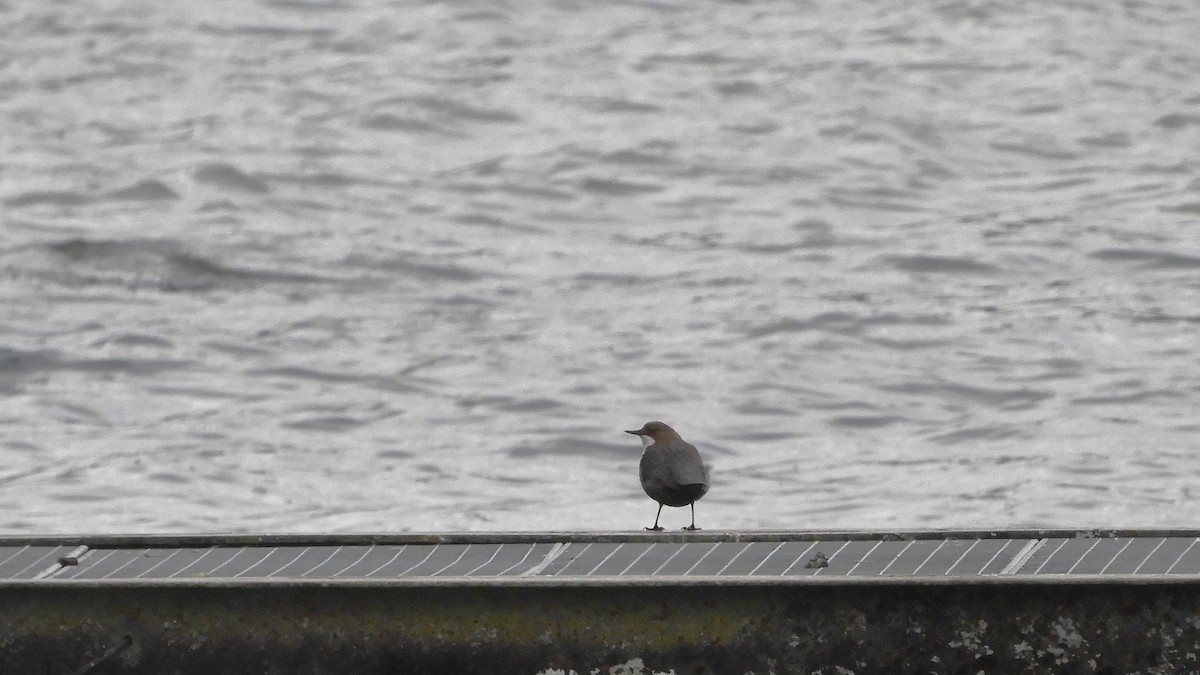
521, 542, 568, 577
847, 540, 884, 576
878, 540, 915, 576
944, 539, 980, 576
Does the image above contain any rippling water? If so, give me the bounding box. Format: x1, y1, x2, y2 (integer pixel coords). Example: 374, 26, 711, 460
2, 1, 1200, 533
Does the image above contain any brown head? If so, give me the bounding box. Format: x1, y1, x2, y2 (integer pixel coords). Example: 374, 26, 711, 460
625, 421, 683, 444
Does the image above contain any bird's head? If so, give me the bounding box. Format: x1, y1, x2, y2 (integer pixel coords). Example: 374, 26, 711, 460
625, 421, 683, 446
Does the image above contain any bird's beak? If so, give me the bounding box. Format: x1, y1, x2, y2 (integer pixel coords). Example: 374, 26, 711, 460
625, 429, 642, 436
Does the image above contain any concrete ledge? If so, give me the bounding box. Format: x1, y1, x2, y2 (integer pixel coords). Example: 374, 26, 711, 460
5, 530, 1200, 673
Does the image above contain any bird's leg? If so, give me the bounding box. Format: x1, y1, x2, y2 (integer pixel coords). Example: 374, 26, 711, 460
645, 503, 664, 531
682, 502, 701, 531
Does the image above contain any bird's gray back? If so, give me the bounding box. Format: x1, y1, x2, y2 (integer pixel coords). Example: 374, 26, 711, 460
640, 440, 709, 489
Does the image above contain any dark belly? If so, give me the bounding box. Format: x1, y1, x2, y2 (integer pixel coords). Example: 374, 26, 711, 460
644, 482, 708, 507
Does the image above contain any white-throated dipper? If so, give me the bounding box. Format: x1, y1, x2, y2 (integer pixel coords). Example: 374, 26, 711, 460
625, 421, 710, 531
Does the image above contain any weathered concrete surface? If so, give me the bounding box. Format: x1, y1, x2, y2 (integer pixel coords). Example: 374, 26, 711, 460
4, 581, 1200, 674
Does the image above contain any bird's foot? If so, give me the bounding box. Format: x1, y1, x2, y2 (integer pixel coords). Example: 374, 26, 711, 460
644, 526, 664, 531
682, 526, 702, 531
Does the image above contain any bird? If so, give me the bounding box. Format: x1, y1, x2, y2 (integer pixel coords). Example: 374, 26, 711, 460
625, 421, 710, 531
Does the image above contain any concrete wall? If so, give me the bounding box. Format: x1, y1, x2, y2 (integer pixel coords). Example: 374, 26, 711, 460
4, 579, 1200, 674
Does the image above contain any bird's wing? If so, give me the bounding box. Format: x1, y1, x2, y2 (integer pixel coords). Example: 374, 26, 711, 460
667, 442, 709, 487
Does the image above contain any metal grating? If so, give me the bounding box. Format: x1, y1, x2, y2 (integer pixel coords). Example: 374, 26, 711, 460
0, 545, 75, 579
4, 534, 1200, 583
1015, 537, 1200, 575
50, 543, 558, 580
537, 538, 1037, 578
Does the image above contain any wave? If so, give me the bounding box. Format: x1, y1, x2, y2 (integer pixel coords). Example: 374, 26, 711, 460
1, 238, 336, 292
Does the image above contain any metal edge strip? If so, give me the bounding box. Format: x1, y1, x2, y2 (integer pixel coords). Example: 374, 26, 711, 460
0, 528, 1190, 548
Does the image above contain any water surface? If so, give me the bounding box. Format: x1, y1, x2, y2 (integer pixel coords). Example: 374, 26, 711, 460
2, 1, 1200, 532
